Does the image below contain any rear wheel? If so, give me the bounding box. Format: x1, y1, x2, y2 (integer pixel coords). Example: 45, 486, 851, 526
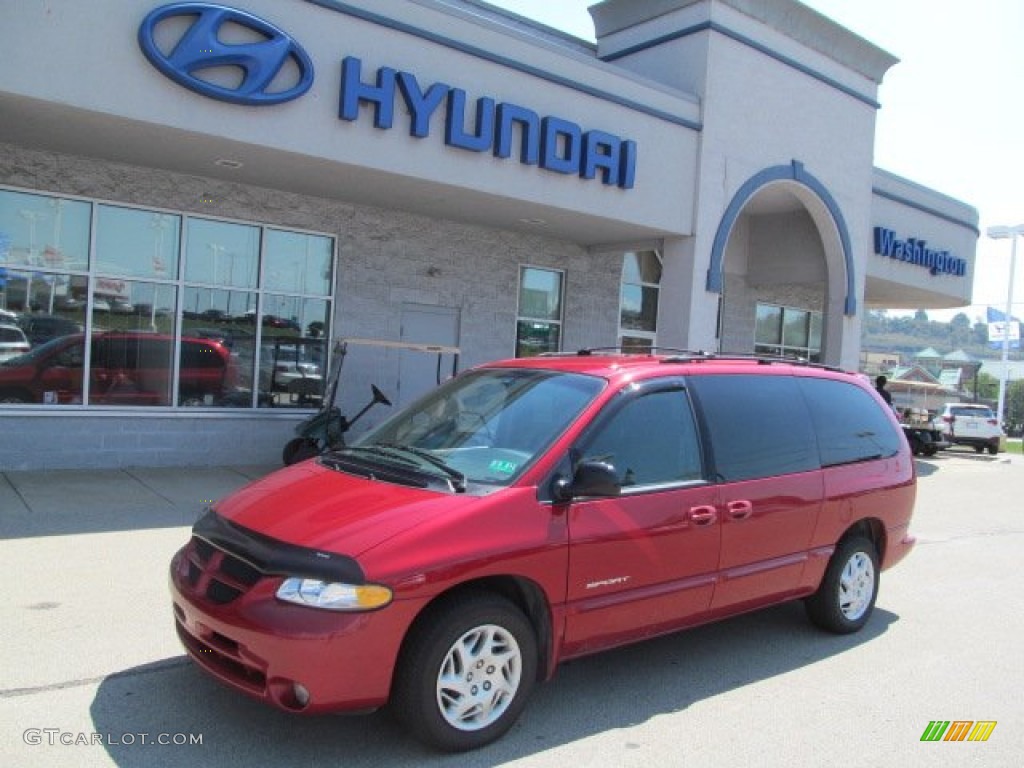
391, 593, 537, 752
805, 535, 879, 634
974, 445, 986, 454
988, 441, 999, 455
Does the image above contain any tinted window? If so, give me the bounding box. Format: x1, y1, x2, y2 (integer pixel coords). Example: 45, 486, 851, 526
951, 406, 992, 418
798, 377, 902, 466
182, 342, 225, 369
688, 374, 817, 482
579, 387, 703, 487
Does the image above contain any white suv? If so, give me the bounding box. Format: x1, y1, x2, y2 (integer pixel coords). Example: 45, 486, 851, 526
934, 403, 1004, 455
0, 323, 30, 363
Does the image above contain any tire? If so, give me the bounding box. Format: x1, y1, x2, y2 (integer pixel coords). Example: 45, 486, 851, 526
987, 442, 999, 456
282, 437, 320, 465
805, 535, 879, 634
391, 593, 538, 752
974, 445, 985, 454
923, 445, 938, 457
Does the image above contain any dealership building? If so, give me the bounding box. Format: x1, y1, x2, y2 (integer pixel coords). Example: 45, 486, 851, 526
0, 0, 979, 470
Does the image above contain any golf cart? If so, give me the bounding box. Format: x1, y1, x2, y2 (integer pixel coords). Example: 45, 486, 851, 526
281, 337, 460, 465
900, 407, 949, 457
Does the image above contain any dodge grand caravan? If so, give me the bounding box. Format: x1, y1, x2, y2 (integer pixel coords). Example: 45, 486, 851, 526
0, 332, 235, 405
170, 352, 916, 751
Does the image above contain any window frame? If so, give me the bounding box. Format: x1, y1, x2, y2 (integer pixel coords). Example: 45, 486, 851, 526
753, 302, 823, 362
0, 184, 337, 411
514, 264, 565, 358
570, 377, 707, 494
617, 249, 662, 352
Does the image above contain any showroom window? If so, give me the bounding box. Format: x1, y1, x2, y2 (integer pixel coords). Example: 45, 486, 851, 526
618, 250, 661, 352
0, 187, 335, 410
516, 266, 564, 357
754, 303, 822, 362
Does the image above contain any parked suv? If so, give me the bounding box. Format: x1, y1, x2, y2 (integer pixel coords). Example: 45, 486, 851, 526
169, 352, 916, 751
0, 323, 30, 363
0, 332, 236, 405
933, 402, 1004, 454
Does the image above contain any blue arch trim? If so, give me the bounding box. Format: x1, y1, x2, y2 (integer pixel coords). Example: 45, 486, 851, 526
706, 161, 857, 316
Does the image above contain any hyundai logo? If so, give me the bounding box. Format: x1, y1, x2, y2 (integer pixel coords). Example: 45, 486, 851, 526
138, 3, 314, 106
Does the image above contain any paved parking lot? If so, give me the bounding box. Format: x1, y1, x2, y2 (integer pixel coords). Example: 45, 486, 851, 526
2, 450, 1022, 767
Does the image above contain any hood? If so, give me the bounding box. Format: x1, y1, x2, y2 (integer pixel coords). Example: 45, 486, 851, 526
213, 460, 482, 556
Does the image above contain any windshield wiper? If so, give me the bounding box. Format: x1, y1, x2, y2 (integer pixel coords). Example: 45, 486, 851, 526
374, 443, 468, 493
340, 444, 467, 493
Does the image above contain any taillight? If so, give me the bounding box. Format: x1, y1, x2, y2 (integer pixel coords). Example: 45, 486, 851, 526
942, 415, 954, 423
987, 419, 998, 426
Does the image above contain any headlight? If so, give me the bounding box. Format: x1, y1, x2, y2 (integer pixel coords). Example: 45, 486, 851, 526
275, 578, 393, 611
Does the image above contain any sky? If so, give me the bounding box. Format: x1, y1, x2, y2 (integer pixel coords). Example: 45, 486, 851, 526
486, 0, 1024, 324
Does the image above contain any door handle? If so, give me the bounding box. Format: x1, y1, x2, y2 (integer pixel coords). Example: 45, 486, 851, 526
689, 505, 718, 526
727, 499, 753, 520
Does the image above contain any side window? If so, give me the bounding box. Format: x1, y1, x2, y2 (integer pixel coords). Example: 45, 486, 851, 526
798, 377, 902, 466
688, 374, 818, 482
579, 387, 703, 488
53, 341, 84, 368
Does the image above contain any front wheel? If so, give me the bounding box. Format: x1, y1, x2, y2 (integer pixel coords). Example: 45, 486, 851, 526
805, 535, 879, 634
391, 593, 538, 752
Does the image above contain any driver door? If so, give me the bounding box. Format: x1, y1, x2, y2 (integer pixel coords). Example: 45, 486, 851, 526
562, 380, 721, 656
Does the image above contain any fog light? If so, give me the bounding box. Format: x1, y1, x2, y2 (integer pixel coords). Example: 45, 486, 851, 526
293, 683, 310, 708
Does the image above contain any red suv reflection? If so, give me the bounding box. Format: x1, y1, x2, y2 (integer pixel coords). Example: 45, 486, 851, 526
170, 353, 916, 751
0, 332, 235, 405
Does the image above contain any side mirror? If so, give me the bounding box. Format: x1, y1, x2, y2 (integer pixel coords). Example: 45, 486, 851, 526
552, 460, 621, 502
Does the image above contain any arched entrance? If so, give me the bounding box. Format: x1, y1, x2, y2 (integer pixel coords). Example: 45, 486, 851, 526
706, 161, 854, 365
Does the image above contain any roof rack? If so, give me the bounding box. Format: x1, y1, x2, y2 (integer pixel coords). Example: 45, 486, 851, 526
538, 347, 850, 374
539, 346, 714, 358
660, 351, 849, 373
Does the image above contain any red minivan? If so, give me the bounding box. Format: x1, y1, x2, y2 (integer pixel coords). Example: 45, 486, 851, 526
0, 332, 235, 405
169, 352, 916, 751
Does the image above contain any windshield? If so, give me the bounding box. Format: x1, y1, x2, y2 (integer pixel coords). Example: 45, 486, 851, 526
351, 368, 604, 487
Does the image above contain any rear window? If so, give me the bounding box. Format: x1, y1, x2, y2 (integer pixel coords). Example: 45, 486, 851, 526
951, 406, 993, 418
687, 374, 818, 482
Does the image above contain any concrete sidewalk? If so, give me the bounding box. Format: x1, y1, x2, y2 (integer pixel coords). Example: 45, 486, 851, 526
0, 464, 279, 539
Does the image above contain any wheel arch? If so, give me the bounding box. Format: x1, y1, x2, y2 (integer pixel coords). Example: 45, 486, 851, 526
394, 576, 554, 689
841, 518, 886, 562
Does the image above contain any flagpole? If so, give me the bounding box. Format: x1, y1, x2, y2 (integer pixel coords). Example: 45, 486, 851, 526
987, 225, 1022, 433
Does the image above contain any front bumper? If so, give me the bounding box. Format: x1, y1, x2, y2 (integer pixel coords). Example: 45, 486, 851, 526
169, 544, 419, 714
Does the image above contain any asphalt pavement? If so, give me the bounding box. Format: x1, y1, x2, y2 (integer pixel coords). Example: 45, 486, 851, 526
1, 449, 1022, 767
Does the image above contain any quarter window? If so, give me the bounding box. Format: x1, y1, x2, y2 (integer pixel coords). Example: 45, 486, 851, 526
798, 377, 902, 466
516, 266, 564, 357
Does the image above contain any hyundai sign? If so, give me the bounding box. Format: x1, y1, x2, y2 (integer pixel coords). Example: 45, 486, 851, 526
138, 3, 637, 189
